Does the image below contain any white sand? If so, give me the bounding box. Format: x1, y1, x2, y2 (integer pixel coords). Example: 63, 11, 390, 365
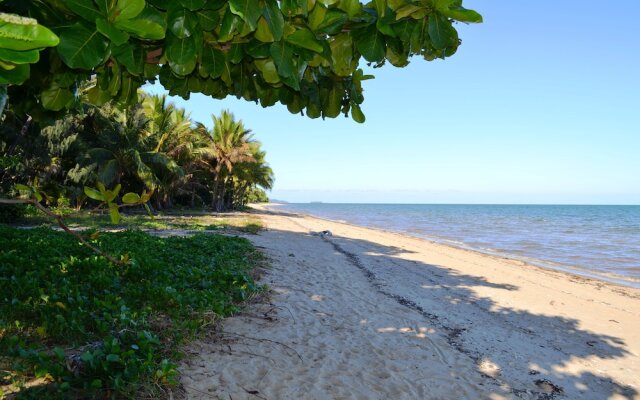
179, 206, 640, 399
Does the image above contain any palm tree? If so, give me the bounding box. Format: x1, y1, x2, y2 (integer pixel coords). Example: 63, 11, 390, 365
231, 141, 274, 208
200, 110, 256, 211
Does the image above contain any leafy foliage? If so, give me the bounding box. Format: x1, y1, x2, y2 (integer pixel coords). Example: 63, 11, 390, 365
0, 225, 261, 398
0, 0, 481, 122
0, 93, 274, 212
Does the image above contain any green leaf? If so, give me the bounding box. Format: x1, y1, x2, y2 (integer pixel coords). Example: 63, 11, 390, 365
356, 26, 385, 62
440, 6, 483, 23
0, 13, 60, 51
168, 7, 197, 39
394, 4, 422, 20
14, 183, 31, 192
57, 23, 110, 69
41, 84, 74, 111
270, 40, 295, 79
428, 14, 456, 49
115, 0, 145, 21
329, 33, 353, 76
337, 0, 361, 18
66, 0, 104, 22
113, 43, 144, 75
0, 48, 40, 64
196, 9, 219, 31
115, 7, 166, 40
316, 9, 348, 35
84, 186, 105, 201
263, 0, 284, 41
200, 46, 225, 78
286, 28, 323, 53
108, 203, 121, 224
0, 64, 29, 84
351, 103, 365, 123
255, 17, 274, 42
107, 183, 122, 202
218, 8, 242, 41
166, 34, 197, 76
96, 18, 130, 46
254, 58, 280, 83
122, 192, 141, 204
52, 347, 65, 360
229, 0, 262, 31
179, 0, 207, 10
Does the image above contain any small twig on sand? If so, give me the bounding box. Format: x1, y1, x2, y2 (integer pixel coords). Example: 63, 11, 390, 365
241, 386, 268, 400
275, 305, 296, 324
222, 332, 303, 361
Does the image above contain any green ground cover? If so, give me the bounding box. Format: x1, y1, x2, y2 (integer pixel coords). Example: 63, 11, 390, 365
14, 207, 264, 235
0, 225, 263, 399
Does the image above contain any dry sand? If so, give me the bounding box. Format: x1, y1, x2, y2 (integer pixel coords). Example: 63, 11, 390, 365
179, 205, 640, 400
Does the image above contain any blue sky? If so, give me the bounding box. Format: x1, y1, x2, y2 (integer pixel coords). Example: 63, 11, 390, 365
148, 0, 640, 204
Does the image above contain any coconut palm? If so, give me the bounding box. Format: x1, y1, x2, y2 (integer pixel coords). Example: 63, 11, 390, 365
200, 110, 256, 211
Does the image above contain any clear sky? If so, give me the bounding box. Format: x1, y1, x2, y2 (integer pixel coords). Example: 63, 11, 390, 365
147, 0, 640, 205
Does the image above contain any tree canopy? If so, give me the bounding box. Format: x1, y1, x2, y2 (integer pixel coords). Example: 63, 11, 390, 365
0, 0, 481, 122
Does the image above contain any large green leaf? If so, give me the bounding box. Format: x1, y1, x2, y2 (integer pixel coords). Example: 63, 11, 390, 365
66, 0, 104, 22
316, 9, 348, 35
196, 9, 219, 31
356, 26, 385, 62
115, 0, 145, 21
115, 7, 166, 40
0, 13, 59, 51
96, 18, 130, 46
121, 192, 141, 204
41, 84, 74, 111
57, 23, 109, 69
428, 14, 456, 49
254, 58, 280, 83
168, 7, 197, 39
337, 0, 361, 18
218, 8, 242, 41
255, 17, 275, 42
329, 33, 353, 76
200, 46, 225, 78
108, 203, 121, 224
113, 43, 144, 75
270, 40, 295, 79
0, 48, 39, 64
351, 103, 365, 123
263, 0, 284, 41
166, 34, 197, 76
229, 0, 262, 31
0, 64, 29, 84
286, 28, 323, 53
440, 6, 483, 23
84, 186, 105, 201
179, 0, 207, 11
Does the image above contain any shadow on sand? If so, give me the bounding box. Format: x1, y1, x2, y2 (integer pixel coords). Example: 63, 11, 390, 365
254, 216, 637, 400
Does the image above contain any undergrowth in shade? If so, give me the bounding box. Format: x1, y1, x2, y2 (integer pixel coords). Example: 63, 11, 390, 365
0, 225, 262, 399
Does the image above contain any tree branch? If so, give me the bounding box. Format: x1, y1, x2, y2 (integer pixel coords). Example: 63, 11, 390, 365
0, 197, 124, 265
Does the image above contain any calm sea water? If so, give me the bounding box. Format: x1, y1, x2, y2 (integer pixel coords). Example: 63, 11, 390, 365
272, 203, 640, 287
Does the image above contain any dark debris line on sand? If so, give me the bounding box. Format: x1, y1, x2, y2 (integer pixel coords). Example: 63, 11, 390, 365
319, 234, 565, 400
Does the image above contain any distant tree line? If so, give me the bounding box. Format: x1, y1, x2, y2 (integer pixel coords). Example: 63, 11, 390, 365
0, 93, 274, 214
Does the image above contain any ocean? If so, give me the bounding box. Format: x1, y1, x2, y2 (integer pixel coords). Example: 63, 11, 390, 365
270, 203, 640, 288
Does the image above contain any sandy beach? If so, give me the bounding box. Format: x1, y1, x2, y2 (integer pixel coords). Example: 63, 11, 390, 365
179, 205, 640, 399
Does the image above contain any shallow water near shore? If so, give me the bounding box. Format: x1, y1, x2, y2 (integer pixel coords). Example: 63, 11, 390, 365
270, 203, 640, 287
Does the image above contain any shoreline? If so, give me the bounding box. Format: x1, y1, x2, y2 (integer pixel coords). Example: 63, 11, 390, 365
180, 205, 640, 399
263, 202, 640, 290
